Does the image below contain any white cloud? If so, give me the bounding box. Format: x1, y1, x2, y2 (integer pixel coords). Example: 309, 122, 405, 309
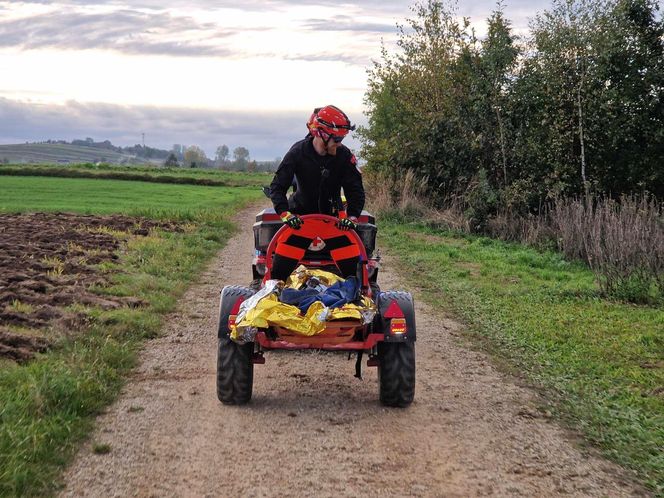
0, 0, 551, 157
0, 47, 368, 113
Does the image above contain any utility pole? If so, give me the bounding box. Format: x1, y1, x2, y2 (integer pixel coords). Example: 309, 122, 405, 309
142, 133, 145, 148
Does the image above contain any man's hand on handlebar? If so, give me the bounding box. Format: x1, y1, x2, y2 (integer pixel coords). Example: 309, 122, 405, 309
336, 216, 357, 231
280, 211, 304, 230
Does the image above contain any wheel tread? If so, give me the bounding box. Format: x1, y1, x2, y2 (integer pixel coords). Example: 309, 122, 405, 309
378, 341, 415, 407
216, 338, 254, 405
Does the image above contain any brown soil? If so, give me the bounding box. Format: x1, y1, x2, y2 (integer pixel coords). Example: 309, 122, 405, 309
60, 204, 648, 497
0, 327, 51, 363
0, 213, 177, 360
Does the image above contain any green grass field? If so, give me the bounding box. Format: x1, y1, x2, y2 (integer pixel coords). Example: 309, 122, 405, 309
0, 175, 259, 218
0, 175, 264, 496
380, 219, 663, 493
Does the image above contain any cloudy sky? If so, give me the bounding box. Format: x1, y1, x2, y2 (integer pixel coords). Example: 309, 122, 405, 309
0, 1, 546, 160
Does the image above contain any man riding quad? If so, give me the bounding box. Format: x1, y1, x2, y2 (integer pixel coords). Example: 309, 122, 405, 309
215, 105, 415, 408
269, 105, 365, 281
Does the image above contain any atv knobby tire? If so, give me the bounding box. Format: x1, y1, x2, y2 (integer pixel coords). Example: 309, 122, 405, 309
216, 337, 254, 405
378, 341, 415, 407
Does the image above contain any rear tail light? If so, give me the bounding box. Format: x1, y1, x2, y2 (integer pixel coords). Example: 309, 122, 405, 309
390, 318, 407, 335
384, 299, 407, 336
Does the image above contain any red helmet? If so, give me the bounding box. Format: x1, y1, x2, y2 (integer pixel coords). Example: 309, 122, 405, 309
307, 105, 355, 141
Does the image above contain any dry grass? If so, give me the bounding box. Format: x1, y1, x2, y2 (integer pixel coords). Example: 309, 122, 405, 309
365, 169, 468, 230
365, 169, 662, 303
364, 169, 428, 215
487, 209, 555, 248
487, 195, 663, 302
551, 195, 663, 301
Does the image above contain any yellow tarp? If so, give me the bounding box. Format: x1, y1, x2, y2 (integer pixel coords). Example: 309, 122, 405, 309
285, 266, 344, 289
230, 267, 376, 342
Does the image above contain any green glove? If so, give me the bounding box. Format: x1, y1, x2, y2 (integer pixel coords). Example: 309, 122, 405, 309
280, 211, 303, 230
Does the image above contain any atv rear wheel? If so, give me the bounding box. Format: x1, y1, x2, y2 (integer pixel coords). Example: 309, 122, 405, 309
216, 337, 254, 405
378, 341, 415, 407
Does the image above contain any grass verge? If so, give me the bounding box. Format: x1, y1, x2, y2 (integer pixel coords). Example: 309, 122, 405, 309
0, 176, 263, 496
380, 219, 663, 494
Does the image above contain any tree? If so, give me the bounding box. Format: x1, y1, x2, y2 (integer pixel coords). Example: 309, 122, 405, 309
592, 0, 664, 197
507, 0, 608, 201
233, 146, 249, 162
359, 0, 481, 204
511, 0, 663, 200
183, 146, 208, 168
232, 146, 250, 170
215, 145, 230, 167
478, 7, 519, 188
164, 153, 179, 168
172, 144, 184, 160
360, 0, 664, 215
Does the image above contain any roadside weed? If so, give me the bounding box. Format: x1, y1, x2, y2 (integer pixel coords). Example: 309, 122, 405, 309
92, 443, 111, 455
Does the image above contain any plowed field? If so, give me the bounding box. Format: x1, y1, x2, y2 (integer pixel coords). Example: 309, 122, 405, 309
0, 213, 178, 362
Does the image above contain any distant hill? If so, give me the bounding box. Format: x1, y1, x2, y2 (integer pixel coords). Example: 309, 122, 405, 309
0, 142, 165, 166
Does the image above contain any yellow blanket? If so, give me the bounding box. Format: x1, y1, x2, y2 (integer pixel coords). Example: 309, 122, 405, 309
230, 266, 376, 342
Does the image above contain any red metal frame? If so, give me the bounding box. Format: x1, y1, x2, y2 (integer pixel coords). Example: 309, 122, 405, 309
253, 253, 379, 273
256, 332, 384, 351
264, 214, 370, 288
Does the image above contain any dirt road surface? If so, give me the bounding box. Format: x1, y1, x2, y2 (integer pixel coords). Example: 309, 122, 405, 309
60, 204, 647, 497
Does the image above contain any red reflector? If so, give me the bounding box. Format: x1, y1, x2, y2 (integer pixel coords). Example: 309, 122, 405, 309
228, 297, 245, 329
384, 300, 405, 318
390, 318, 407, 335
230, 297, 245, 315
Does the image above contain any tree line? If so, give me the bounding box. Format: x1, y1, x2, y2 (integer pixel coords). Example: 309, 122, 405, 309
167, 144, 280, 172
360, 0, 664, 219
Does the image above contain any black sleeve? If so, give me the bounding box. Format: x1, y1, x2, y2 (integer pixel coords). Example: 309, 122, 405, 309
341, 154, 365, 217
269, 148, 297, 215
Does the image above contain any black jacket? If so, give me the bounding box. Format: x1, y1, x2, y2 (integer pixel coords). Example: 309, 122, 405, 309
269, 136, 365, 217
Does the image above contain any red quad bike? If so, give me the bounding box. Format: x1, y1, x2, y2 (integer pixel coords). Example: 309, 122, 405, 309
216, 210, 416, 407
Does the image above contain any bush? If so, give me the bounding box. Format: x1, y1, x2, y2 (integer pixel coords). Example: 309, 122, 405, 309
486, 209, 556, 250
551, 195, 663, 303
464, 169, 498, 233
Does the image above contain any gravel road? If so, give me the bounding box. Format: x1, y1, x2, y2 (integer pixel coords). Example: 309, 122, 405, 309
60, 203, 647, 497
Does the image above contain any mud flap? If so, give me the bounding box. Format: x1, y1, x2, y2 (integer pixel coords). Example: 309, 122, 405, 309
375, 291, 416, 342
217, 285, 255, 338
